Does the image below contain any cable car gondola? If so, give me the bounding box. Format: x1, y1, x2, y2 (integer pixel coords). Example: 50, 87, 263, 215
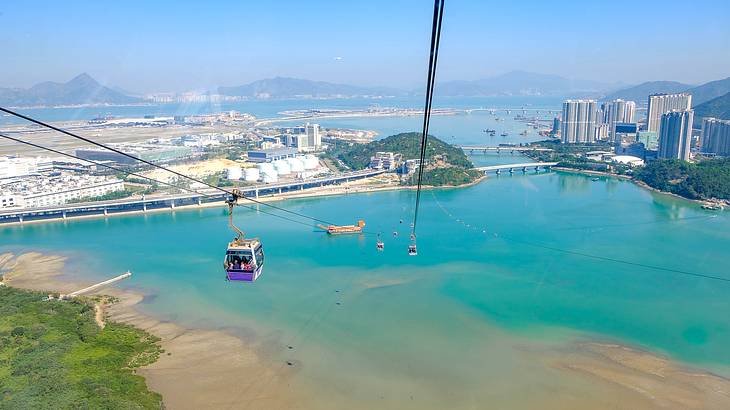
408, 243, 418, 256
224, 191, 265, 282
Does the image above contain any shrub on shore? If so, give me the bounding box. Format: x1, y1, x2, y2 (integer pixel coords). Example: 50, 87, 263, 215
0, 286, 162, 409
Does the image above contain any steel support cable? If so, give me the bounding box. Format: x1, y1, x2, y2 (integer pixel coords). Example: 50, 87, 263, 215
411, 0, 445, 238
0, 106, 346, 227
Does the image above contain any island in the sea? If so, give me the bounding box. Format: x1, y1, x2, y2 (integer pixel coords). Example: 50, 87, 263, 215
326, 132, 483, 187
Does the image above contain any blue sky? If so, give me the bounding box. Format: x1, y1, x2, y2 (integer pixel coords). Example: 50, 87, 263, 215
2, 0, 729, 92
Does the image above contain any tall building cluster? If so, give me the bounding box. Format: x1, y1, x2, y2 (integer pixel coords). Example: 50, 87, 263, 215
560, 99, 637, 144
606, 99, 636, 139
557, 91, 721, 163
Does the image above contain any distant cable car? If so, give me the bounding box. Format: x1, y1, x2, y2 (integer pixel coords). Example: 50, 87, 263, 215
224, 191, 264, 282
408, 244, 417, 256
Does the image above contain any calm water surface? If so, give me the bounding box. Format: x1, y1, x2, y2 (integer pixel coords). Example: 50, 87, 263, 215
2, 170, 729, 407
2, 98, 728, 406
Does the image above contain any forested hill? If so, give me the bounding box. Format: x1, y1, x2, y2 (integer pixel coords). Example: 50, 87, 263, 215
635, 158, 730, 201
329, 132, 481, 186
335, 132, 472, 170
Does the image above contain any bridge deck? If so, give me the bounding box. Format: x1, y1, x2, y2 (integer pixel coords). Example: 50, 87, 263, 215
475, 162, 558, 172
460, 146, 553, 152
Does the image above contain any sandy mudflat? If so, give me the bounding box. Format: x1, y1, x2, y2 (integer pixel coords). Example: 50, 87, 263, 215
545, 341, 730, 409
0, 252, 303, 410
2, 251, 730, 409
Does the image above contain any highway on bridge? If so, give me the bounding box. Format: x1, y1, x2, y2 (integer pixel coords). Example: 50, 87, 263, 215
475, 162, 558, 173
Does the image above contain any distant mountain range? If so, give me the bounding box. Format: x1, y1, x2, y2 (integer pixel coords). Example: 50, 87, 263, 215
686, 76, 730, 106
0, 73, 143, 107
433, 70, 614, 97
5, 72, 730, 109
694, 92, 730, 120
601, 81, 693, 103
218, 77, 403, 99
217, 71, 617, 99
599, 76, 730, 107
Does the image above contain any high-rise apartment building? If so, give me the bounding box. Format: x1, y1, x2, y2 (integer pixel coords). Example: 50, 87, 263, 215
647, 93, 692, 133
306, 123, 321, 148
561, 100, 597, 143
701, 117, 730, 157
658, 110, 694, 160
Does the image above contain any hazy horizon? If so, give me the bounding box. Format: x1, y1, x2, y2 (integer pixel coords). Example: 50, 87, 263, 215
2, 0, 729, 93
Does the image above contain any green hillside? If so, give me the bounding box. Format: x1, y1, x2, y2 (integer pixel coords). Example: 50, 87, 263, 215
329, 132, 480, 186
688, 76, 730, 106
694, 92, 730, 120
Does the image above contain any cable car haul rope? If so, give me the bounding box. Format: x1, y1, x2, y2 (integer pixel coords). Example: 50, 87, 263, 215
410, 0, 445, 256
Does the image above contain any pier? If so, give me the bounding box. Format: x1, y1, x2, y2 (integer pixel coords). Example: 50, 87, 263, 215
61, 271, 132, 299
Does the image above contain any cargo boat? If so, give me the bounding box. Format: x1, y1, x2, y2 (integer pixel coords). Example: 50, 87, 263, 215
319, 220, 366, 235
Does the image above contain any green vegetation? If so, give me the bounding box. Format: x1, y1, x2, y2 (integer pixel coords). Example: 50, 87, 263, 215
635, 158, 730, 200
0, 286, 162, 409
326, 132, 480, 186
405, 167, 482, 186
331, 132, 473, 170
203, 172, 234, 187
523, 140, 637, 174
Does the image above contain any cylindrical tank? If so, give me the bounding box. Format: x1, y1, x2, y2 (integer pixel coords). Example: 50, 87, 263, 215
261, 171, 278, 183
244, 168, 260, 182
273, 160, 291, 175
303, 154, 318, 170
286, 157, 305, 172
258, 162, 275, 174
226, 167, 242, 180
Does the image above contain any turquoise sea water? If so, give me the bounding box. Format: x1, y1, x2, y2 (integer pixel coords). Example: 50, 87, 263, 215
2, 98, 729, 406
2, 170, 730, 406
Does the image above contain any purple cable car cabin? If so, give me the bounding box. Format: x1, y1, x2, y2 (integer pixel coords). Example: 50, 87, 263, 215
224, 238, 264, 282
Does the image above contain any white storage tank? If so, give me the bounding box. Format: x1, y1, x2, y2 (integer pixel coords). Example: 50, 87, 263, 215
226, 167, 243, 180
273, 160, 291, 175
244, 168, 260, 182
258, 162, 275, 175
261, 171, 278, 183
286, 157, 305, 173
303, 154, 318, 170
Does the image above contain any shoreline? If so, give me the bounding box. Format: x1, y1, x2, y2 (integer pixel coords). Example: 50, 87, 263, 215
0, 252, 303, 409
2, 251, 730, 409
553, 167, 724, 208
0, 175, 485, 228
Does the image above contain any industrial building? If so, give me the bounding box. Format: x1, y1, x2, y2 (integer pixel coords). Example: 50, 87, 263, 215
246, 147, 299, 163
0, 174, 124, 209
76, 144, 194, 165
